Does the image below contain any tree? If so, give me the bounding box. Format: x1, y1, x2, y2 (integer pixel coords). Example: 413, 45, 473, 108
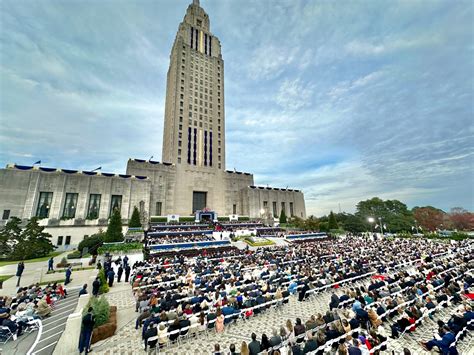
104, 209, 123, 242
78, 231, 104, 255
10, 218, 55, 260
128, 206, 142, 228
319, 222, 329, 232
340, 214, 367, 233
0, 217, 22, 257
328, 211, 338, 230
355, 197, 414, 233
448, 207, 474, 231
304, 216, 319, 231
412, 206, 445, 231
279, 209, 287, 224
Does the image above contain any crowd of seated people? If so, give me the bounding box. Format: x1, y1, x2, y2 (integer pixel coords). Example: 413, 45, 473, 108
0, 282, 68, 340
237, 245, 472, 355
127, 236, 472, 352
146, 233, 216, 245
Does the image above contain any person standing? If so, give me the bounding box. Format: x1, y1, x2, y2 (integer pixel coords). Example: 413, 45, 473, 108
92, 277, 100, 297
107, 268, 115, 287
16, 262, 24, 287
48, 257, 54, 272
124, 264, 131, 283
123, 255, 129, 267
117, 265, 123, 283
65, 266, 72, 285
79, 307, 95, 354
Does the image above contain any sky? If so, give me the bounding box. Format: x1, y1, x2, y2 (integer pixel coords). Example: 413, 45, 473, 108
1, 0, 473, 216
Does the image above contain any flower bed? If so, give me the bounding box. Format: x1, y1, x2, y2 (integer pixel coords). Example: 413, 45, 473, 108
91, 306, 117, 344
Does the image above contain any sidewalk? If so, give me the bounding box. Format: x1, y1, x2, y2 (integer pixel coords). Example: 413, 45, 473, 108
0, 252, 98, 296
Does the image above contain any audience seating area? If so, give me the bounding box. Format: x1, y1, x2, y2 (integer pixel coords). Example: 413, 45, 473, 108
130, 236, 473, 354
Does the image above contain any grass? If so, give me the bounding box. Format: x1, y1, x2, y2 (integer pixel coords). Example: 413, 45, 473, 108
0, 275, 13, 282
0, 251, 63, 267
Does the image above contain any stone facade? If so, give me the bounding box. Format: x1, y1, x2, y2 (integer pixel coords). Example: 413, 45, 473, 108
0, 0, 306, 249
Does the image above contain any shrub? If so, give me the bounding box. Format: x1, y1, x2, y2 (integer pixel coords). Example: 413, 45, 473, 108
98, 268, 109, 294
84, 296, 110, 328
105, 209, 123, 242
238, 216, 250, 221
217, 217, 230, 222
128, 206, 142, 228
67, 251, 82, 259
150, 217, 167, 223
180, 216, 196, 222
97, 242, 142, 255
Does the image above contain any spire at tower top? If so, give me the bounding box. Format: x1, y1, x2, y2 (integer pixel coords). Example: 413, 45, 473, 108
193, 0, 200, 6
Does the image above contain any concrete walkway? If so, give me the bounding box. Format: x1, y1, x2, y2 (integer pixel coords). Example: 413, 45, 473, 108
0, 252, 99, 297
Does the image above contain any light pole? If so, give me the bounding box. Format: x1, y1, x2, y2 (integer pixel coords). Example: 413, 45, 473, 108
367, 217, 375, 233
378, 217, 384, 235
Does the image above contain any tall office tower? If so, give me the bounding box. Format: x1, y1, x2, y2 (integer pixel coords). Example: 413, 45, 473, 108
162, 0, 225, 171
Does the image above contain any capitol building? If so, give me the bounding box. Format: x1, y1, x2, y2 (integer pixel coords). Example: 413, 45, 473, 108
0, 0, 306, 249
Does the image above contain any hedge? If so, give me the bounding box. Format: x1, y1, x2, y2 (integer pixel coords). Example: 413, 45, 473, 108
217, 217, 230, 221
97, 242, 143, 255
150, 217, 167, 223
98, 268, 109, 294
238, 216, 250, 221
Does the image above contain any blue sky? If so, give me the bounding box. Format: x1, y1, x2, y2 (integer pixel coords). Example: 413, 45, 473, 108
1, 0, 473, 216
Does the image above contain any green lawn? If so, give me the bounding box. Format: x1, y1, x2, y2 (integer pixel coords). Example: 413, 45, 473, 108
0, 275, 13, 282
0, 251, 63, 267
38, 278, 65, 286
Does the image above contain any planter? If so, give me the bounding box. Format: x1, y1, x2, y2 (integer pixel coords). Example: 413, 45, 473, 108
91, 306, 117, 344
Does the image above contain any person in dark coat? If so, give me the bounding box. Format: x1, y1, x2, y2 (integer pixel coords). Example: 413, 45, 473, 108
117, 265, 123, 283
107, 269, 115, 287
124, 264, 131, 283
79, 307, 95, 354
123, 255, 129, 267
248, 333, 261, 355
48, 257, 54, 272
92, 277, 100, 296
16, 262, 24, 287
79, 284, 88, 297
65, 266, 72, 285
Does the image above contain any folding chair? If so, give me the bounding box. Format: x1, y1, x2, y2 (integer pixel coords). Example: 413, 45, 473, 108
0, 326, 14, 344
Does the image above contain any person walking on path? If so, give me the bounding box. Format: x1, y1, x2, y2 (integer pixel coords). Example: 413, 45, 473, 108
16, 262, 24, 287
107, 268, 115, 287
78, 306, 95, 354
48, 257, 54, 272
65, 266, 72, 285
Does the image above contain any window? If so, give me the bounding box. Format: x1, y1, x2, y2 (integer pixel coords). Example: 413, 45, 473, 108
290, 202, 294, 217
57, 236, 63, 246
233, 204, 237, 214
272, 202, 277, 217
2, 210, 10, 220
65, 236, 71, 245
62, 193, 78, 218
109, 195, 122, 216
36, 192, 53, 218
156, 202, 162, 216
281, 202, 286, 215
263, 201, 268, 208
87, 194, 101, 219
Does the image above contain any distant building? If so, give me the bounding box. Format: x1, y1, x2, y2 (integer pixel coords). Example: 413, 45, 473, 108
0, 0, 306, 249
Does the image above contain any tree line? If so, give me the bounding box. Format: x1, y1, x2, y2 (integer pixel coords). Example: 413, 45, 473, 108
290, 197, 473, 233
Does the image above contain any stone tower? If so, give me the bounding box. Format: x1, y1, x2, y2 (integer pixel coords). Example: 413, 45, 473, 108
162, 0, 225, 170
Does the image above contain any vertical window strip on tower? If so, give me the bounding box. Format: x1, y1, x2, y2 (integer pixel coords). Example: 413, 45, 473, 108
204, 33, 208, 55
209, 132, 213, 166
195, 28, 199, 50
190, 27, 193, 48
209, 35, 211, 56
187, 127, 191, 164
193, 128, 197, 165
204, 130, 208, 165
